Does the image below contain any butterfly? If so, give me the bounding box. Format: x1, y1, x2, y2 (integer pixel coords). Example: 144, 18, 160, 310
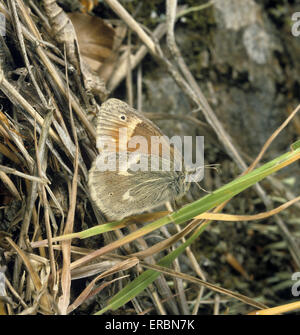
88, 98, 193, 221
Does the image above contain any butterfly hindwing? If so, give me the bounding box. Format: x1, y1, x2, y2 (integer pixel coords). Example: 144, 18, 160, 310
88, 152, 187, 220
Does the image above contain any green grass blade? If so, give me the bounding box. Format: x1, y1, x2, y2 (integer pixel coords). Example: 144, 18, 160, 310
95, 146, 300, 314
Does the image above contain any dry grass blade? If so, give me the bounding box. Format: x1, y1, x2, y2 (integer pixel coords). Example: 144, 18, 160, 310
4, 277, 28, 310
138, 261, 267, 310
104, 0, 156, 55
248, 301, 300, 315
106, 4, 187, 91
68, 222, 162, 271
29, 211, 170, 248
0, 141, 21, 165
57, 59, 80, 314
67, 257, 138, 313
9, 0, 48, 107
0, 0, 299, 316
195, 196, 300, 221
100, 252, 267, 310
71, 259, 120, 280
0, 68, 59, 143
245, 103, 300, 173
225, 253, 250, 280
132, 219, 201, 259
131, 195, 300, 259
0, 171, 21, 200
0, 165, 48, 183
12, 1, 96, 140
0, 114, 35, 169
5, 237, 52, 314
34, 111, 57, 292
165, 0, 300, 269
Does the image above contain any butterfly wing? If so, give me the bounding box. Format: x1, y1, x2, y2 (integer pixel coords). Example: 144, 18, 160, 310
89, 99, 188, 220
89, 152, 187, 220
96, 98, 182, 161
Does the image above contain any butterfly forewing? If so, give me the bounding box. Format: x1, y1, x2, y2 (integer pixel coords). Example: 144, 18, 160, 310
96, 99, 182, 161
89, 98, 189, 220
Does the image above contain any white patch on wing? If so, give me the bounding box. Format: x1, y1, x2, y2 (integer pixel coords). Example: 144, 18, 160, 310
128, 153, 141, 166
118, 170, 131, 176
127, 119, 142, 138
118, 153, 141, 175
122, 190, 133, 201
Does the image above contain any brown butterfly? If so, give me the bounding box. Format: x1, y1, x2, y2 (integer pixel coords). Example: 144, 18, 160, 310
88, 98, 191, 221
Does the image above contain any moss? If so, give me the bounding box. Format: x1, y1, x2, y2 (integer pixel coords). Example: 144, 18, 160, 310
180, 0, 215, 32
119, 0, 215, 32
122, 0, 166, 29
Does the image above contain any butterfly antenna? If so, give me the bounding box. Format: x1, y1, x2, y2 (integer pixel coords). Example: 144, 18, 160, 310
194, 181, 211, 194
186, 168, 211, 194
203, 164, 220, 174
186, 163, 220, 194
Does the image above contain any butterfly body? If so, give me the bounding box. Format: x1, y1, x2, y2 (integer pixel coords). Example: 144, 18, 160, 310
88, 99, 190, 221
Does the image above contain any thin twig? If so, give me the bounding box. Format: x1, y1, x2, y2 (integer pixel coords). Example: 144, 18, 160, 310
9, 0, 48, 108
104, 0, 156, 54
126, 30, 133, 106
165, 0, 300, 269
34, 111, 57, 293
58, 48, 80, 315
137, 64, 142, 112
108, 22, 167, 91
0, 67, 60, 143
0, 165, 47, 183
165, 203, 189, 314
8, 2, 96, 140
